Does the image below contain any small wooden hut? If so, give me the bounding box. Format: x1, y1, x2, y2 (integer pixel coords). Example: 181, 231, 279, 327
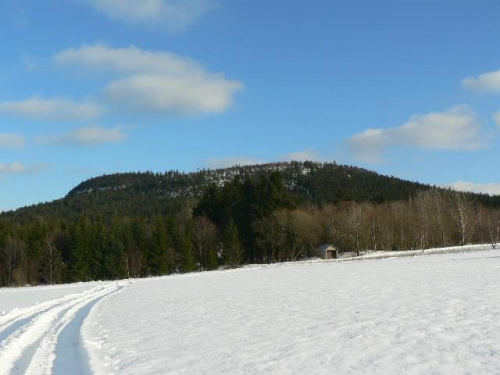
317, 244, 339, 259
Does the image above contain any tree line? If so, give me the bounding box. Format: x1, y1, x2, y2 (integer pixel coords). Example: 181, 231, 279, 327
1, 172, 499, 287
12, 161, 499, 225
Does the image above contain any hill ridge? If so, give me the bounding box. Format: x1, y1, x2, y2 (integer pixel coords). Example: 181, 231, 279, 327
2, 161, 499, 223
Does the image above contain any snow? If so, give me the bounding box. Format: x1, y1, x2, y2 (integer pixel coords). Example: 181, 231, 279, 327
88, 247, 500, 374
0, 282, 104, 312
0, 283, 121, 374
1, 246, 500, 374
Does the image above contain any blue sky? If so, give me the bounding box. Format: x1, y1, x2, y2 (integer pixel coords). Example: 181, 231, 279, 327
1, 0, 500, 211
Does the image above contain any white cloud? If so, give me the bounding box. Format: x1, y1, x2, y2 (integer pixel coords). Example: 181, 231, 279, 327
280, 149, 319, 162
0, 162, 48, 175
462, 69, 500, 93
206, 157, 262, 169
449, 181, 500, 196
347, 128, 388, 163
55, 44, 243, 115
0, 97, 105, 121
81, 0, 213, 32
38, 125, 127, 146
104, 74, 241, 115
55, 44, 201, 75
347, 105, 484, 163
0, 134, 25, 148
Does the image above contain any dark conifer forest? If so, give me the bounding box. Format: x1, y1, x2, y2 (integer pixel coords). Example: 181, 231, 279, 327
1, 161, 499, 286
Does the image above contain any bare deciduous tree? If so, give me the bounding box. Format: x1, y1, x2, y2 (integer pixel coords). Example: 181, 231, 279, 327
40, 236, 64, 284
1, 237, 25, 286
482, 206, 499, 249
253, 214, 285, 263
331, 203, 366, 256
430, 188, 450, 247
450, 193, 476, 246
415, 191, 434, 249
192, 217, 218, 270
125, 245, 144, 278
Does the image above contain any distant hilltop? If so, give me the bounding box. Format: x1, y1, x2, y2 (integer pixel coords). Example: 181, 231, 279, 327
68, 161, 425, 202
3, 161, 500, 222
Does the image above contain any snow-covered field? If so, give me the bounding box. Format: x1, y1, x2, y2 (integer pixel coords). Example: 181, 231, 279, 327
1, 246, 500, 374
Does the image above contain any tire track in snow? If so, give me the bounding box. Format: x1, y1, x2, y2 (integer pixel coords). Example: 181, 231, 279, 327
51, 298, 101, 375
0, 283, 121, 374
0, 289, 96, 342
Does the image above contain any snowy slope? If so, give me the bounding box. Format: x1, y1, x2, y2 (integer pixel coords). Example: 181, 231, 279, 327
0, 282, 121, 374
1, 247, 499, 374
88, 248, 500, 374
0, 282, 107, 312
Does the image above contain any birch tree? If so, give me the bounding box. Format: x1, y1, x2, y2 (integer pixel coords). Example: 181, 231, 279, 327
450, 193, 476, 246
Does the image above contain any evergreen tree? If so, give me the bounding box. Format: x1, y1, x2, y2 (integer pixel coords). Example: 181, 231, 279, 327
180, 224, 197, 273
165, 216, 179, 273
89, 219, 106, 280
223, 219, 244, 268
147, 215, 170, 275
206, 246, 219, 271
23, 222, 45, 284
103, 223, 127, 280
69, 218, 91, 281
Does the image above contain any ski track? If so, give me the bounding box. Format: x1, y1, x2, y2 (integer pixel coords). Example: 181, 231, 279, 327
0, 283, 122, 375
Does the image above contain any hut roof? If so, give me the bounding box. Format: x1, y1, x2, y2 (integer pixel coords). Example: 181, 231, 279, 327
317, 244, 338, 252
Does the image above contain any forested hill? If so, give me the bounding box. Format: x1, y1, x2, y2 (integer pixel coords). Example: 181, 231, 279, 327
68, 161, 426, 202
2, 161, 500, 286
2, 161, 500, 222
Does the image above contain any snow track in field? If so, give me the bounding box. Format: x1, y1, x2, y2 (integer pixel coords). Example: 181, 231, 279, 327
0, 283, 121, 375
